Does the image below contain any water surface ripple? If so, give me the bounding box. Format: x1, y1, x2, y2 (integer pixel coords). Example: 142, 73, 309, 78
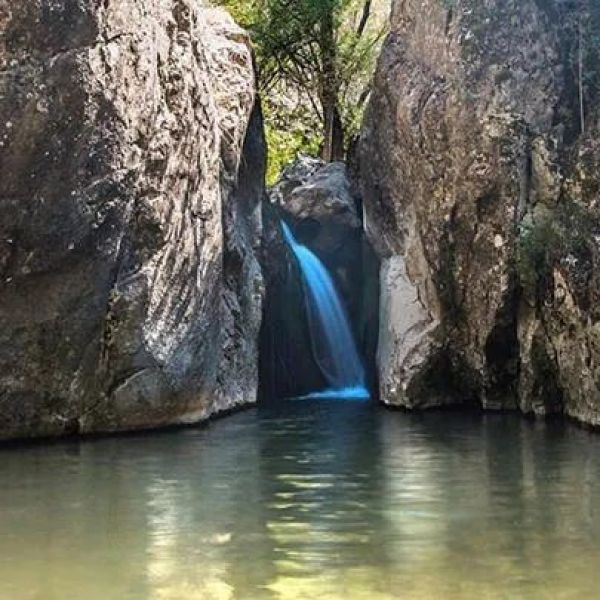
1, 401, 600, 599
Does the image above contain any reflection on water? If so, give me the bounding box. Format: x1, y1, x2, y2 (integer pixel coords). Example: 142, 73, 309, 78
1, 401, 600, 599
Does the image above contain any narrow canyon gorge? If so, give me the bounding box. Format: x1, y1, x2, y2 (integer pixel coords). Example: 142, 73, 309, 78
2, 3, 600, 599
1, 0, 599, 440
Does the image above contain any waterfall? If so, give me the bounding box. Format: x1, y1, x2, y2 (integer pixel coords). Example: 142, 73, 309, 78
281, 221, 369, 400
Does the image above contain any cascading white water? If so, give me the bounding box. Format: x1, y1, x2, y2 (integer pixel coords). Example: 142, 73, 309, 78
281, 221, 369, 399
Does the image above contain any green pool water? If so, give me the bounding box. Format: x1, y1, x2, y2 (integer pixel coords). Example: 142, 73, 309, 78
1, 400, 600, 599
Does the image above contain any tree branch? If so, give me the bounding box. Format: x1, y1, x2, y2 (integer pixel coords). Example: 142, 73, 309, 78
356, 0, 372, 38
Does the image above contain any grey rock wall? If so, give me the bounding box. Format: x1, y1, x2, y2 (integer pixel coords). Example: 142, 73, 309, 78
0, 1, 265, 439
360, 0, 600, 425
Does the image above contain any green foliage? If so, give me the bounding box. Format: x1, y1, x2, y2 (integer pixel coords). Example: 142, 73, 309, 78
217, 0, 259, 27
517, 202, 597, 297
263, 99, 321, 184
216, 0, 386, 179
518, 212, 560, 296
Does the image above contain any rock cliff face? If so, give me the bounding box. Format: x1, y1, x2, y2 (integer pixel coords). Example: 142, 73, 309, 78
0, 1, 265, 440
360, 0, 600, 425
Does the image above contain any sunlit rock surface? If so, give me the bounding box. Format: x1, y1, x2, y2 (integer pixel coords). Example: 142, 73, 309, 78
360, 0, 600, 424
0, 1, 265, 439
270, 157, 362, 236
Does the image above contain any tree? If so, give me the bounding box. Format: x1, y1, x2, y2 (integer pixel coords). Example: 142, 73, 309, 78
219, 0, 386, 168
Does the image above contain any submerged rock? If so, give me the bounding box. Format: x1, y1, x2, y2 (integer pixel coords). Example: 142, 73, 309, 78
0, 2, 265, 439
360, 0, 600, 424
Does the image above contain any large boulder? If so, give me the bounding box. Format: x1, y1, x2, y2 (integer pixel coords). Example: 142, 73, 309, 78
0, 1, 265, 439
360, 0, 600, 424
270, 157, 366, 299
270, 157, 361, 230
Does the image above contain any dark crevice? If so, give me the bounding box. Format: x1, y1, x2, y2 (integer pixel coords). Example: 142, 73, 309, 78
258, 202, 379, 403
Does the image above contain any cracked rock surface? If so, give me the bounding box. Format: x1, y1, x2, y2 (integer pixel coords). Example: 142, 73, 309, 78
0, 1, 265, 440
360, 0, 600, 425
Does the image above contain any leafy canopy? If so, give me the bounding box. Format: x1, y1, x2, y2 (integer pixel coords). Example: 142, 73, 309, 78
218, 0, 386, 182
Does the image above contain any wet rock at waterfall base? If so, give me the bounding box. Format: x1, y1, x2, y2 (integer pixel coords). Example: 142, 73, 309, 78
259, 157, 379, 401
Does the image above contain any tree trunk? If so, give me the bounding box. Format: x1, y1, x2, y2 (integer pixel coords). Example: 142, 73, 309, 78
357, 0, 372, 38
320, 5, 345, 162
322, 99, 345, 162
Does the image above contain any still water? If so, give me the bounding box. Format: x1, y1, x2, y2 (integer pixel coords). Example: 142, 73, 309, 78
1, 400, 600, 600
